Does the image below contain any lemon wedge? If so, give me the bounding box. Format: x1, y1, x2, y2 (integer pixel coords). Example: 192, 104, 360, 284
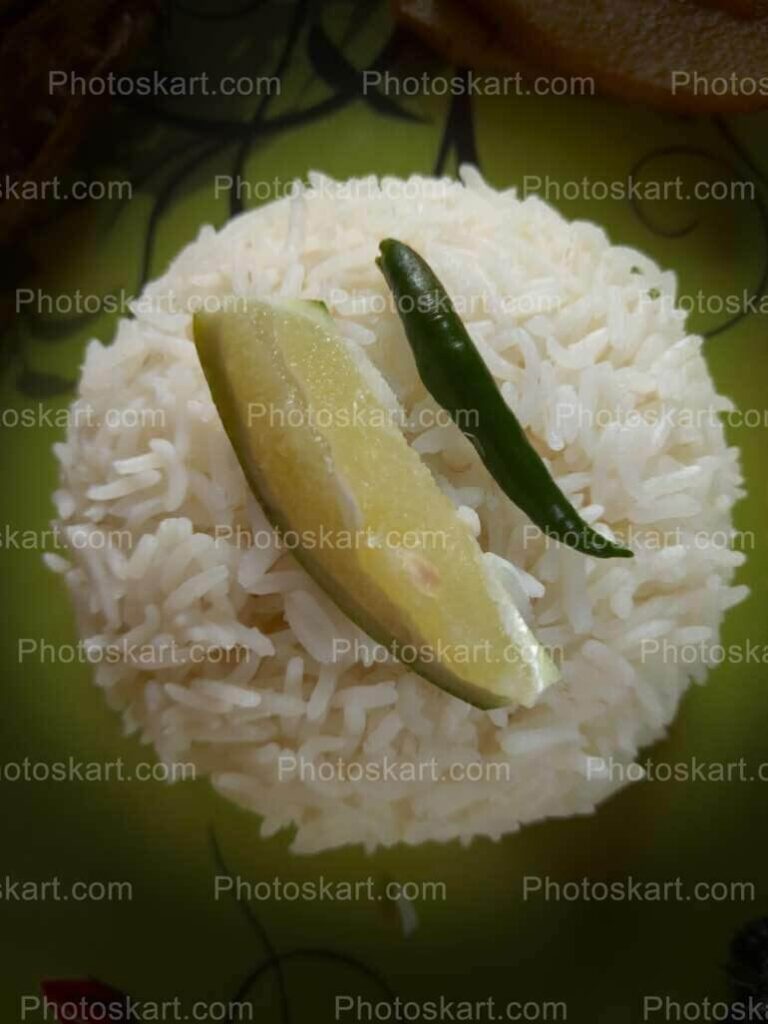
194, 299, 558, 709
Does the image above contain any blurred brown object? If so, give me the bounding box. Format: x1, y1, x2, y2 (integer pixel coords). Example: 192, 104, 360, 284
0, 0, 157, 243
463, 0, 768, 112
392, 0, 550, 76
691, 0, 756, 17
394, 0, 768, 112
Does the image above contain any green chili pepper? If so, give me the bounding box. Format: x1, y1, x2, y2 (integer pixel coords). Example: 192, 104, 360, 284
376, 239, 633, 560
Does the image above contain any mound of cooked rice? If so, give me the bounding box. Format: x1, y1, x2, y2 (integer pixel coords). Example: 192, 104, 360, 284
48, 170, 747, 853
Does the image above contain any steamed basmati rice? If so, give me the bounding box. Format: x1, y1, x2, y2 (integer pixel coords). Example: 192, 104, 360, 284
48, 170, 746, 853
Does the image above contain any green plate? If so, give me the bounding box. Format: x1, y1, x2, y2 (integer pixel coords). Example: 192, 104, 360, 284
2, 2, 767, 1020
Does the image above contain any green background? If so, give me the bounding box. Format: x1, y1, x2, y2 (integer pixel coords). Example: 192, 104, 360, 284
1, 1, 767, 1020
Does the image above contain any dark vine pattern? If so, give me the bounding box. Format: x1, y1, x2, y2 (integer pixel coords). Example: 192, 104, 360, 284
434, 67, 479, 175
628, 138, 768, 339
4, 0, 423, 397
40, 909, 768, 1024
40, 828, 398, 1024
209, 828, 397, 1021
7, 0, 768, 400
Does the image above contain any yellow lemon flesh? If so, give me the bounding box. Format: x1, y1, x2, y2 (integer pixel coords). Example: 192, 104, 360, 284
194, 299, 558, 710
